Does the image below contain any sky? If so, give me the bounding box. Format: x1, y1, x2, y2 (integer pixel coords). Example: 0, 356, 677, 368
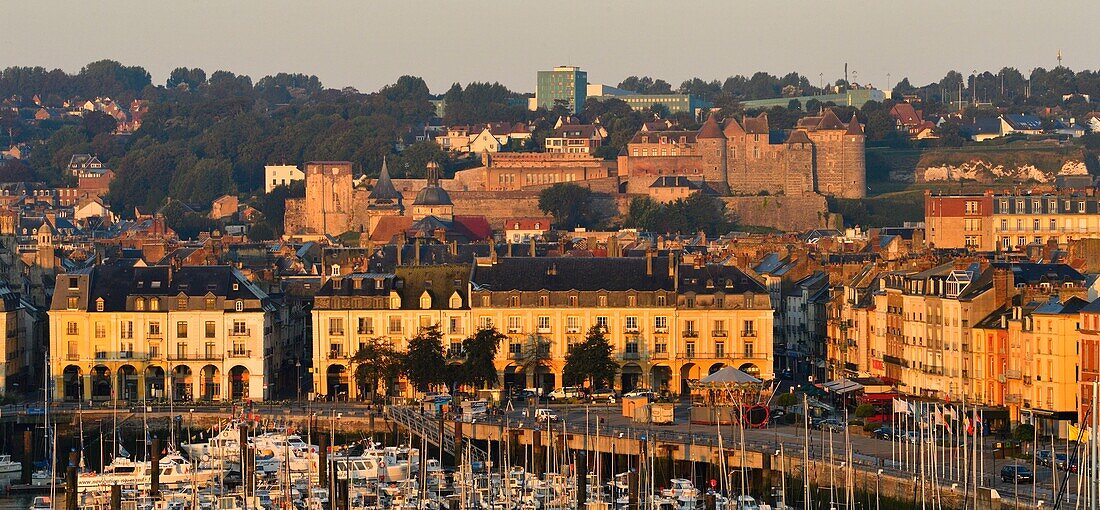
2, 0, 1096, 95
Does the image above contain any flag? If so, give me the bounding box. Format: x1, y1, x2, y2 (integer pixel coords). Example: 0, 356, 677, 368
1068, 424, 1091, 443
893, 398, 910, 414
965, 416, 974, 435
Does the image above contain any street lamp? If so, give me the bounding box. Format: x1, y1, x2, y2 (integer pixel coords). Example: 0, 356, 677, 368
296, 359, 302, 405
876, 468, 883, 510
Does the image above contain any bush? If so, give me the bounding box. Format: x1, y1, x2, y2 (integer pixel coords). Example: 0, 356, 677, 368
863, 422, 881, 432
775, 392, 799, 409
855, 403, 877, 418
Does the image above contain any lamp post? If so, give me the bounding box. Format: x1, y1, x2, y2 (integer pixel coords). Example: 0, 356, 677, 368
876, 468, 883, 510
295, 359, 302, 406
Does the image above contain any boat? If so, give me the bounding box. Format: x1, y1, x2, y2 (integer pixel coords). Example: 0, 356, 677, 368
0, 454, 22, 473
78, 449, 217, 492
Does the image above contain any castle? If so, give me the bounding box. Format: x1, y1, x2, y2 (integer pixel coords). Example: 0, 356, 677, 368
617, 109, 866, 198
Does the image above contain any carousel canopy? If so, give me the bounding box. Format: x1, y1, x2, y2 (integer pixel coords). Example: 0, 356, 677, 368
699, 366, 761, 385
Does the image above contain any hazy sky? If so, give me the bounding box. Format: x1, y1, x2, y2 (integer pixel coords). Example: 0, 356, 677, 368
3, 1, 1095, 95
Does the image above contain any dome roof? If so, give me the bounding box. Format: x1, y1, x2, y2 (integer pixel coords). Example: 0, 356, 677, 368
413, 185, 452, 206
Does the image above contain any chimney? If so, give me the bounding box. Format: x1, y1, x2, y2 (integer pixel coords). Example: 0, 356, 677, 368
507, 242, 513, 257
646, 250, 653, 276
396, 236, 404, 266
529, 238, 536, 257
414, 238, 421, 266
992, 267, 1014, 306
667, 250, 676, 277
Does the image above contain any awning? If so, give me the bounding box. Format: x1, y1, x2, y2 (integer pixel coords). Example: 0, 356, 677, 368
821, 379, 864, 395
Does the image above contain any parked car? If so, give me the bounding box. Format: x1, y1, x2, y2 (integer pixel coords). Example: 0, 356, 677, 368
548, 386, 585, 401
1055, 453, 1078, 473
813, 418, 844, 432
532, 408, 558, 422
873, 427, 896, 440
1000, 465, 1033, 484
513, 389, 536, 401
1036, 450, 1053, 467
622, 390, 656, 400
590, 388, 618, 403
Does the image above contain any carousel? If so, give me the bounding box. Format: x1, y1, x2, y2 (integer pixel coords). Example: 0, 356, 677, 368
688, 366, 775, 427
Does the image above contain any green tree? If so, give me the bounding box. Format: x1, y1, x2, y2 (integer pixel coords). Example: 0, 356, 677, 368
402, 325, 446, 392
854, 403, 877, 419
538, 182, 598, 229
562, 326, 619, 389
82, 111, 117, 139
774, 392, 799, 411
461, 327, 507, 390
351, 339, 402, 402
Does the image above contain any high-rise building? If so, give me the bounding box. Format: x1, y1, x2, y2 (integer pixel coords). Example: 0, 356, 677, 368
535, 66, 587, 114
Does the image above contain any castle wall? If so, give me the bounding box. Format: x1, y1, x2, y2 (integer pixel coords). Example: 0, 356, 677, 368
721, 194, 832, 231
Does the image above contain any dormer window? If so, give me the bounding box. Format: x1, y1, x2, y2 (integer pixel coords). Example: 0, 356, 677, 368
419, 291, 432, 310
706, 279, 714, 288
134, 297, 145, 311
330, 264, 340, 276
534, 222, 540, 229
232, 283, 239, 291
204, 296, 216, 310
95, 297, 104, 312
234, 300, 244, 312
177, 296, 187, 309
149, 298, 159, 311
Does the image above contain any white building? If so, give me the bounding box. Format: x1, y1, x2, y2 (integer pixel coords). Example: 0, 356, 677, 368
265, 165, 305, 194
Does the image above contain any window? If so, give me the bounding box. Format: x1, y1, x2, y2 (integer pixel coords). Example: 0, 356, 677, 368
234, 300, 244, 312
205, 342, 217, 358
1000, 219, 1008, 231
627, 296, 637, 307
509, 295, 520, 307
509, 342, 522, 355
177, 322, 188, 338
177, 296, 187, 310
744, 342, 754, 357
656, 295, 667, 307
66, 321, 77, 335
96, 298, 104, 312
655, 316, 668, 332
205, 321, 216, 338
67, 296, 78, 310
537, 316, 551, 332
596, 316, 609, 332
94, 322, 105, 339
358, 317, 373, 334
685, 342, 696, 357
568, 295, 578, 307
715, 296, 724, 308
479, 316, 494, 330
389, 317, 402, 334
625, 316, 639, 332
329, 318, 344, 335
135, 297, 145, 311
233, 320, 247, 335
538, 295, 548, 307
149, 298, 159, 311
508, 316, 523, 333
205, 296, 216, 310
449, 317, 461, 335
566, 316, 581, 333
743, 320, 756, 336
713, 320, 726, 336
68, 277, 79, 290
480, 295, 490, 307
684, 320, 697, 337
597, 295, 608, 307
715, 341, 725, 357
120, 320, 133, 339
67, 341, 78, 359
148, 321, 161, 336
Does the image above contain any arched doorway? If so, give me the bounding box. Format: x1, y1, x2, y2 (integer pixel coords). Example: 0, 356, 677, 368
200, 365, 220, 401
327, 365, 348, 400
229, 366, 249, 400
708, 362, 726, 375
117, 365, 138, 400
650, 365, 673, 395
679, 363, 699, 396
145, 366, 166, 400
173, 366, 193, 400
62, 365, 83, 401
503, 364, 524, 393
620, 363, 642, 393
534, 366, 554, 395
738, 363, 761, 379
91, 365, 111, 400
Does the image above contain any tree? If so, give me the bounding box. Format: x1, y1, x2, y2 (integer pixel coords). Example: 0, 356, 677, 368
774, 392, 799, 411
562, 326, 619, 389
167, 67, 207, 89
82, 111, 117, 139
623, 193, 734, 235
461, 327, 507, 389
403, 325, 447, 392
351, 339, 402, 402
854, 403, 877, 419
516, 334, 552, 388
538, 182, 598, 229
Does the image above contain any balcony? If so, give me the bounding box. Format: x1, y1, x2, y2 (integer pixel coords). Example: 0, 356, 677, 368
230, 328, 251, 337
1005, 369, 1022, 380
620, 352, 642, 361
328, 350, 348, 359
712, 330, 727, 337
328, 330, 345, 336
168, 352, 221, 361
683, 331, 699, 338
1004, 394, 1022, 404
228, 349, 251, 358
651, 351, 669, 360
357, 329, 375, 335
507, 351, 523, 360
536, 327, 551, 334
66, 353, 79, 361
741, 330, 757, 337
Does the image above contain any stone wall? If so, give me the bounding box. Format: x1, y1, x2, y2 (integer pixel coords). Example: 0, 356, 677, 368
722, 194, 832, 231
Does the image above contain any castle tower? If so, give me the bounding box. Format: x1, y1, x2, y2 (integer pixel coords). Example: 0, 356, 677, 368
304, 161, 353, 235
840, 114, 867, 198
366, 156, 405, 234
783, 130, 815, 197
722, 116, 748, 194
696, 113, 728, 192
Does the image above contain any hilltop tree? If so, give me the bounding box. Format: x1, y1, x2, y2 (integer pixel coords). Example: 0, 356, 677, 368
538, 182, 599, 229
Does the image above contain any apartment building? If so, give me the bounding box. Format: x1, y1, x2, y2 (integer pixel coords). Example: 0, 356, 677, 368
48, 261, 274, 402
925, 191, 1100, 251
310, 265, 471, 399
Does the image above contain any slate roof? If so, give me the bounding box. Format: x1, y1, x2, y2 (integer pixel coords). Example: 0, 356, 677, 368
471, 257, 675, 292
697, 114, 725, 139
990, 262, 1085, 285
676, 263, 766, 294
650, 176, 700, 189
368, 157, 402, 202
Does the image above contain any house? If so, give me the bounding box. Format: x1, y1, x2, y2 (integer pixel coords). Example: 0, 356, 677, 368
68, 154, 108, 177
502, 217, 552, 243
210, 195, 239, 219
544, 124, 606, 154
264, 165, 304, 193
648, 176, 701, 203
963, 117, 1006, 142
889, 103, 936, 137
1000, 114, 1043, 137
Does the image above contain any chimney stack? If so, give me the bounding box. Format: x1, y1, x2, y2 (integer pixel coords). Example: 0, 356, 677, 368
646, 250, 653, 276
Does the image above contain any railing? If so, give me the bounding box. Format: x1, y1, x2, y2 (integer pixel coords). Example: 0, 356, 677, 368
1005, 369, 1022, 380
357, 329, 375, 335
712, 330, 727, 337
168, 352, 221, 361
683, 331, 698, 338
230, 329, 251, 337
329, 351, 348, 359
620, 352, 641, 360
228, 349, 251, 358
741, 330, 757, 337
328, 330, 344, 336
386, 406, 487, 462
